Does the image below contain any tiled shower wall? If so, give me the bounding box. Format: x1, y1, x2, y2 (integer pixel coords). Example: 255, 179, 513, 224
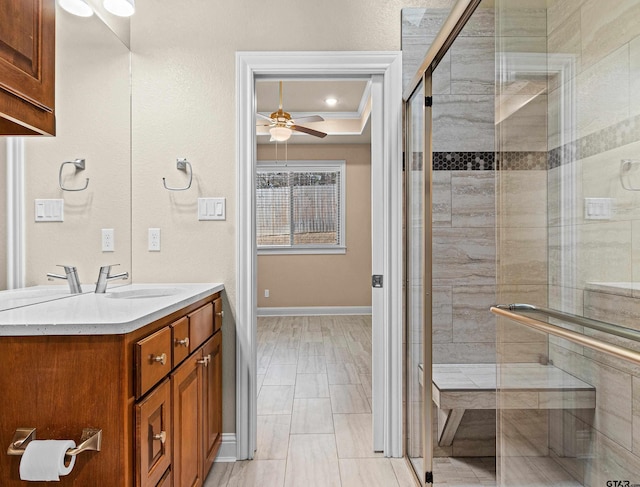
544, 0, 640, 484
403, 5, 497, 369
403, 5, 499, 457
496, 0, 640, 484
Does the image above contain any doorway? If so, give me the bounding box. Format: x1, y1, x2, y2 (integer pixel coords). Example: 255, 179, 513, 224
236, 51, 403, 460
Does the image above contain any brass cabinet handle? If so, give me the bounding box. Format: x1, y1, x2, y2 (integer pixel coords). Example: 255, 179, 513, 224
196, 354, 211, 367
153, 431, 167, 444
151, 353, 167, 365
175, 337, 189, 348
216, 310, 224, 318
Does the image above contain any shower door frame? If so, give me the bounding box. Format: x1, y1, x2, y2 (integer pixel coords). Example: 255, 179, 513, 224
402, 0, 483, 484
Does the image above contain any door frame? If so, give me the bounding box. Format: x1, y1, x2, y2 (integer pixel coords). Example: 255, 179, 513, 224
236, 51, 403, 459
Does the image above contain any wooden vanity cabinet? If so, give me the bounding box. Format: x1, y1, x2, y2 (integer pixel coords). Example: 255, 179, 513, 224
137, 296, 223, 487
0, 291, 222, 487
0, 0, 56, 135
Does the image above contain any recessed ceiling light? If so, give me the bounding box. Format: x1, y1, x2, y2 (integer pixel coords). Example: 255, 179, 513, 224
325, 97, 338, 107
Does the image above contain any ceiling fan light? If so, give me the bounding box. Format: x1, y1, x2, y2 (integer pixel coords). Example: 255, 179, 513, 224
58, 0, 94, 17
270, 126, 292, 142
103, 0, 135, 16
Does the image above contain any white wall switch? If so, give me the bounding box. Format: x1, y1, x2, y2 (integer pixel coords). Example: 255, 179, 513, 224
34, 199, 64, 222
102, 228, 115, 252
584, 197, 614, 220
198, 197, 226, 221
148, 228, 161, 251
264, 289, 269, 298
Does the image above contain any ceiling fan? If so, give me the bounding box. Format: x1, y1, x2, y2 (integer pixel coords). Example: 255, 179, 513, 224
257, 81, 327, 142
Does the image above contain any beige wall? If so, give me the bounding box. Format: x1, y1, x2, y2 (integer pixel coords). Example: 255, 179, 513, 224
130, 0, 426, 434
256, 144, 371, 309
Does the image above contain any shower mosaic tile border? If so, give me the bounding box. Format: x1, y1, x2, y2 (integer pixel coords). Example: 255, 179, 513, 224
432, 152, 547, 171
548, 113, 640, 169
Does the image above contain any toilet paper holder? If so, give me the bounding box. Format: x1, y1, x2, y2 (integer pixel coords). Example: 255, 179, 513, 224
7, 427, 102, 458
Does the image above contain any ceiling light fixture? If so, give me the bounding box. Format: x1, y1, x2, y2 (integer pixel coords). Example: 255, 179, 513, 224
325, 97, 338, 106
269, 126, 292, 142
58, 0, 94, 17
103, 0, 135, 17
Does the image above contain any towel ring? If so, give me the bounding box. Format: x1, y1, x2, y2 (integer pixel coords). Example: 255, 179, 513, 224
59, 159, 89, 192
162, 158, 193, 191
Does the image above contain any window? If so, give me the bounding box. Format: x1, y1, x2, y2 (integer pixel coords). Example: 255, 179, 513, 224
256, 160, 346, 254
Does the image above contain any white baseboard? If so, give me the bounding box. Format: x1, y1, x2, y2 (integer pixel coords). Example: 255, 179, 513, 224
257, 306, 372, 317
214, 433, 237, 462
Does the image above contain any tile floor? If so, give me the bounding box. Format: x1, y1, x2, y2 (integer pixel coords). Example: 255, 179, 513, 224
204, 315, 499, 487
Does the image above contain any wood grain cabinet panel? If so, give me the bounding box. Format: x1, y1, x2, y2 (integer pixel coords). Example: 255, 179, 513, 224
202, 331, 223, 476
136, 379, 172, 487
171, 317, 190, 367
0, 0, 56, 135
213, 297, 223, 333
189, 303, 213, 351
136, 326, 172, 398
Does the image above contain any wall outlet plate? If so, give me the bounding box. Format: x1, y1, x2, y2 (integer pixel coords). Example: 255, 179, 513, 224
148, 228, 161, 251
102, 228, 114, 252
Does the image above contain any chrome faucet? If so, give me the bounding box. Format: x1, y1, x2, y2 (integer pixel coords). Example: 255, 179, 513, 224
95, 264, 129, 293
47, 265, 83, 294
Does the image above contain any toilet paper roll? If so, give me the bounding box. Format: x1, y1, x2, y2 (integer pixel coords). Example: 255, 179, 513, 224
19, 439, 76, 481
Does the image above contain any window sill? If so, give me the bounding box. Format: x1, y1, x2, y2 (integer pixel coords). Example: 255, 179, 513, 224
258, 246, 347, 256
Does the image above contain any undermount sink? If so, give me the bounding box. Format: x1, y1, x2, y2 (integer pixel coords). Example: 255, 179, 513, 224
105, 288, 181, 300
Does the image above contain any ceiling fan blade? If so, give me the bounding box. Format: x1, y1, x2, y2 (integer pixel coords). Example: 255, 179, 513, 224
256, 112, 274, 122
293, 115, 324, 124
291, 125, 327, 138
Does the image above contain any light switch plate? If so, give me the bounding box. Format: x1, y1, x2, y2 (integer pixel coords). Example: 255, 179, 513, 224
34, 199, 64, 222
198, 197, 226, 221
584, 197, 614, 220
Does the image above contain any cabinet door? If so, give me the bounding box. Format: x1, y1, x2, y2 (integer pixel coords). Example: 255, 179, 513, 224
171, 354, 204, 487
156, 468, 172, 487
0, 0, 56, 135
202, 332, 222, 478
136, 379, 172, 487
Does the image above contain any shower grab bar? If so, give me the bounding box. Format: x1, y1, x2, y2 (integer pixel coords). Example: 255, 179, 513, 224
495, 303, 640, 342
491, 305, 640, 366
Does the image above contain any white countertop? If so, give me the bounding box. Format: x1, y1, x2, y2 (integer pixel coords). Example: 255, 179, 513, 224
0, 283, 224, 336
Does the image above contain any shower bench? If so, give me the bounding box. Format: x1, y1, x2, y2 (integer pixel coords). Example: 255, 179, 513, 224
418, 363, 596, 447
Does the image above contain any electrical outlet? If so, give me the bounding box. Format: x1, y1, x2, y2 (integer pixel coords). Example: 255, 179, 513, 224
148, 228, 161, 251
102, 228, 114, 252
264, 289, 269, 298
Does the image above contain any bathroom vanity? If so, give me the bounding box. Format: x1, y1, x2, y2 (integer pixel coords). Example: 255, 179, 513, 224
0, 283, 224, 486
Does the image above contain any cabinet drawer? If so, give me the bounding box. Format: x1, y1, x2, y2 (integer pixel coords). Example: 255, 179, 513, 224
171, 317, 190, 367
136, 326, 172, 397
214, 297, 223, 333
136, 379, 171, 487
189, 303, 213, 351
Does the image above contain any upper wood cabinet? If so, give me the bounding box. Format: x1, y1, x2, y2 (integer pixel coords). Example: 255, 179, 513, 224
0, 0, 56, 135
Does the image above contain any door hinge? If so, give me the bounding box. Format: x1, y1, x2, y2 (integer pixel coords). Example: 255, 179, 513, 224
425, 96, 432, 107
372, 275, 383, 288
426, 471, 434, 484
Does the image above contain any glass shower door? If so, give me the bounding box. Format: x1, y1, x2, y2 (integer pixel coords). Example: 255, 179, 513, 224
406, 76, 433, 485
